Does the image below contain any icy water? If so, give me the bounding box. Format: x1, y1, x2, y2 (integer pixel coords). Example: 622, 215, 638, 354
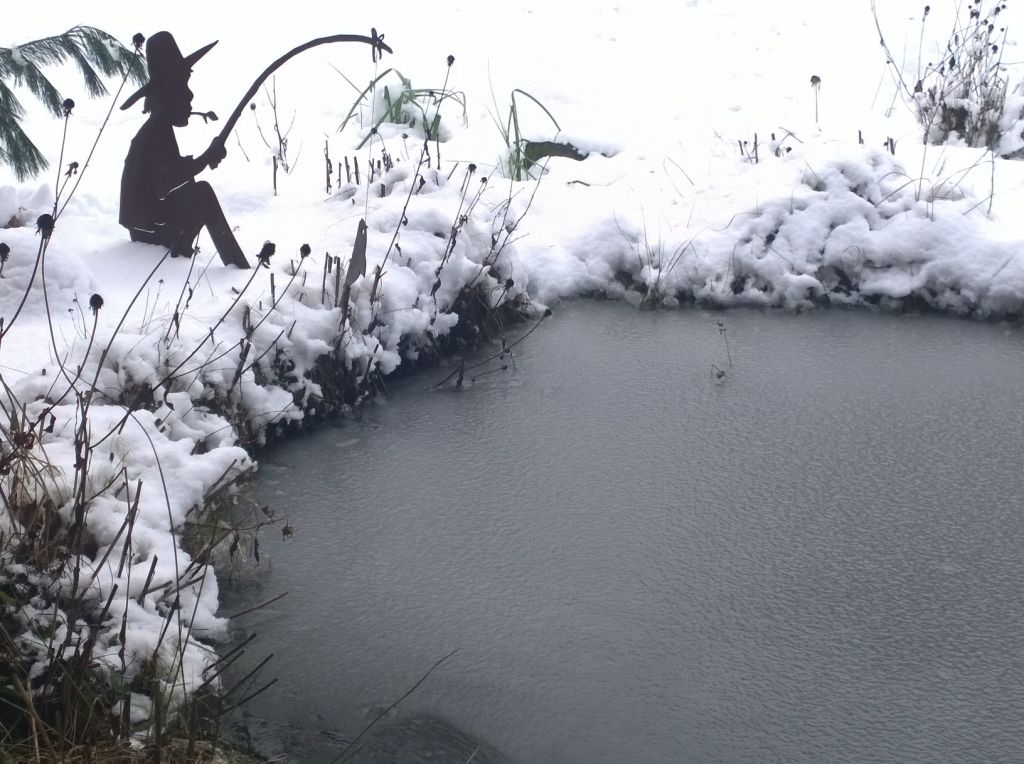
225, 302, 1024, 763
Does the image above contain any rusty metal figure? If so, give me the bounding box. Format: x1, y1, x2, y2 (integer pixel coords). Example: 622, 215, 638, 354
120, 29, 390, 268
120, 32, 249, 267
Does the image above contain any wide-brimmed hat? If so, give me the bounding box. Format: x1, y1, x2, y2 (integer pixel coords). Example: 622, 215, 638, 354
120, 31, 217, 111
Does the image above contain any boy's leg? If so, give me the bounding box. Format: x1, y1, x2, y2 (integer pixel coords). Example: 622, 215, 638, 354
165, 181, 251, 268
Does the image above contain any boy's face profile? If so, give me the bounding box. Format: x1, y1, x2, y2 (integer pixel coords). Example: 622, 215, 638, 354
150, 76, 194, 127
170, 82, 194, 127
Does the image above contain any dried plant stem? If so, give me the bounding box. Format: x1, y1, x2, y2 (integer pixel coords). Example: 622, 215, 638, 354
333, 649, 459, 763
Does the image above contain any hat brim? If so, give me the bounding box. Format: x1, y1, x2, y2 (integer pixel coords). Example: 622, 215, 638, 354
120, 40, 218, 111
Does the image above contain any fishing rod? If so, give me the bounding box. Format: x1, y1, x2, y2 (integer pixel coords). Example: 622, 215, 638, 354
216, 29, 393, 143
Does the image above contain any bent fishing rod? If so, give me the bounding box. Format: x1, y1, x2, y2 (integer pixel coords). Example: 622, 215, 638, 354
213, 29, 393, 143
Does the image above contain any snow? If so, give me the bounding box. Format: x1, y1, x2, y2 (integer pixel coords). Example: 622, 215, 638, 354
3, 0, 1024, 739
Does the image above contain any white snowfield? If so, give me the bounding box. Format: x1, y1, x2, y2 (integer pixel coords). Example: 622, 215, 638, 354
2, 0, 1024, 735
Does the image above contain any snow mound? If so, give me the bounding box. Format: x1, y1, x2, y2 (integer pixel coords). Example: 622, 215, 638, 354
521, 145, 1024, 318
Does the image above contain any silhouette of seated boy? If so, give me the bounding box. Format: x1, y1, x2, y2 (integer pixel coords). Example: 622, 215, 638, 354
120, 32, 250, 268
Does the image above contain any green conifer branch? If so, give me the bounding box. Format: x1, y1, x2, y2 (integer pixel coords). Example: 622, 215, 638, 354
0, 26, 146, 180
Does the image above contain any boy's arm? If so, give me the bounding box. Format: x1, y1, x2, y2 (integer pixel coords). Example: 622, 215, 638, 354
149, 125, 200, 199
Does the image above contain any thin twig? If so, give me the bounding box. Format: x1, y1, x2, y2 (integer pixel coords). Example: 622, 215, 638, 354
227, 591, 289, 620
332, 648, 459, 763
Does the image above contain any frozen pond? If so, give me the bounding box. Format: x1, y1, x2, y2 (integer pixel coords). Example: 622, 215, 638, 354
225, 302, 1024, 763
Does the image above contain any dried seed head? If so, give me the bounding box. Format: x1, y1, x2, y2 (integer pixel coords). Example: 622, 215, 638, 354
250, 102, 256, 111
257, 241, 276, 268
132, 33, 145, 50
0, 243, 9, 262
300, 243, 311, 258
62, 98, 75, 116
810, 75, 821, 87
447, 54, 455, 66
89, 293, 104, 313
35, 214, 54, 239
505, 278, 514, 288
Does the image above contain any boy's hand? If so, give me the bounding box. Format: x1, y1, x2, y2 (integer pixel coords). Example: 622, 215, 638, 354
202, 138, 227, 169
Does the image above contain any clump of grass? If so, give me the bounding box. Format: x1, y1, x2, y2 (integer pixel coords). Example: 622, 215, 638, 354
491, 88, 560, 181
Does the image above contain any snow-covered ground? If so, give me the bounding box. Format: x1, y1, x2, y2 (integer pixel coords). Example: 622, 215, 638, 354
4, 0, 1024, 738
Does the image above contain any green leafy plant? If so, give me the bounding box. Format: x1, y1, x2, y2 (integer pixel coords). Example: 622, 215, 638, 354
491, 88, 560, 181
0, 26, 145, 180
335, 66, 467, 149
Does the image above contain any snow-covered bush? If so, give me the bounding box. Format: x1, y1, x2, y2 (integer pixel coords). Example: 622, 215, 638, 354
876, 1, 1024, 154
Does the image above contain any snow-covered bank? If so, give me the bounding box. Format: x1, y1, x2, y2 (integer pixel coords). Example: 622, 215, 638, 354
0, 159, 538, 734
4, 0, 1024, 746
506, 141, 1024, 317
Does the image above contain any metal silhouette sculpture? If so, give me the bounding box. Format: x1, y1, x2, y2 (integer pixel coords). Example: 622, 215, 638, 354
120, 32, 249, 267
120, 29, 391, 268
